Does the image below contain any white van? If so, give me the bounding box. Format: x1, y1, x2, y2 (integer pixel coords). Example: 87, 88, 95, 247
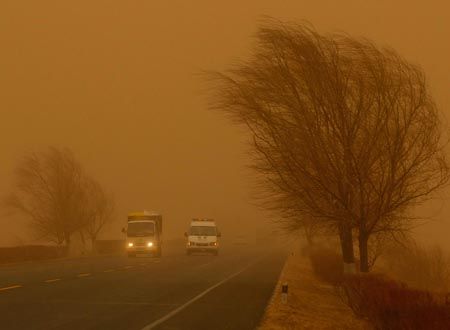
185, 218, 221, 256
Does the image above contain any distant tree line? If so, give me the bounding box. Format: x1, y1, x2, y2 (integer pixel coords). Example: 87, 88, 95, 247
210, 18, 449, 272
5, 147, 114, 254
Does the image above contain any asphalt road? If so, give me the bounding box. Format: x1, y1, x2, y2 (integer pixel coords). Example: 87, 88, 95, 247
0, 242, 286, 330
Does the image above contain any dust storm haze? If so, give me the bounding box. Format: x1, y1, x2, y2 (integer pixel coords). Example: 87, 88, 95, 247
1, 0, 449, 247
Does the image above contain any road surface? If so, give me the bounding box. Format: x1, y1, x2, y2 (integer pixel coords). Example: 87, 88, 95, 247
0, 242, 286, 330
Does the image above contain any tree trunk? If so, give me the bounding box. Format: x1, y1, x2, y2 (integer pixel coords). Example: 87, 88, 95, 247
359, 234, 369, 273
303, 226, 314, 246
339, 223, 355, 274
91, 237, 97, 254
79, 230, 86, 255
64, 232, 72, 256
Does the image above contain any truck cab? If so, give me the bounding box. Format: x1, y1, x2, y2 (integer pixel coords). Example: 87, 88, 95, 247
125, 211, 162, 257
185, 218, 220, 256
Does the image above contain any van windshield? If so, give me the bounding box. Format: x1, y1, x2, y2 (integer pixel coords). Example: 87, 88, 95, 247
127, 222, 155, 237
189, 226, 217, 236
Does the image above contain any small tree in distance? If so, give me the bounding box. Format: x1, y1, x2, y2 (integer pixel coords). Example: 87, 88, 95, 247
80, 178, 115, 253
209, 18, 449, 272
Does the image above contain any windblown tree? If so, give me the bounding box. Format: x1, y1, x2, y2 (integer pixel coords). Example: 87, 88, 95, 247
6, 148, 87, 247
5, 147, 115, 253
210, 19, 449, 272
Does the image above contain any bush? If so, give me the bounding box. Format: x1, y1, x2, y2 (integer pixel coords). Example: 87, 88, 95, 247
308, 246, 344, 284
384, 243, 450, 292
338, 274, 450, 329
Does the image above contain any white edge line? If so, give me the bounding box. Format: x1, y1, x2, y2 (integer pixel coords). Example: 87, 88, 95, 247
141, 257, 263, 330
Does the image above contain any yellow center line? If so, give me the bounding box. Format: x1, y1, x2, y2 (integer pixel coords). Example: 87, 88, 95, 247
77, 273, 91, 277
0, 285, 22, 292
44, 279, 61, 283
103, 269, 114, 273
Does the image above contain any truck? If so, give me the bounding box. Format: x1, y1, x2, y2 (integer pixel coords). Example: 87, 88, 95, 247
185, 218, 220, 256
124, 211, 162, 257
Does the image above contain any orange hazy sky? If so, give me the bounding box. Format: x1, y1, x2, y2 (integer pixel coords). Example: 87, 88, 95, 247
0, 0, 449, 247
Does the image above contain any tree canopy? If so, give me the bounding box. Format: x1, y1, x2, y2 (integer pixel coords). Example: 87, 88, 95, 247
210, 19, 449, 272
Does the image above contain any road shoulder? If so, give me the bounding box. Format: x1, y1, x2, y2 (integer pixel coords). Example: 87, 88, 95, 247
258, 251, 371, 330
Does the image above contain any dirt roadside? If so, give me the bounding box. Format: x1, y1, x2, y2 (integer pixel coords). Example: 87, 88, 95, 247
258, 250, 371, 330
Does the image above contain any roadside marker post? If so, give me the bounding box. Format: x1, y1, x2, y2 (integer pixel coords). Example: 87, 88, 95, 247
281, 282, 288, 304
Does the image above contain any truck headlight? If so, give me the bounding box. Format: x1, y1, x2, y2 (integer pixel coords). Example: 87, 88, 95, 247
147, 242, 153, 247
210, 242, 217, 246
128, 242, 133, 247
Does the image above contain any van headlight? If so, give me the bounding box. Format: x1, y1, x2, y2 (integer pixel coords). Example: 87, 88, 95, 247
147, 242, 153, 247
128, 242, 134, 247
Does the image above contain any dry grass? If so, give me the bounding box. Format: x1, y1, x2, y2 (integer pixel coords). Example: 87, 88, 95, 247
309, 246, 344, 285
259, 251, 371, 330
381, 243, 450, 293
260, 244, 450, 329
338, 273, 450, 330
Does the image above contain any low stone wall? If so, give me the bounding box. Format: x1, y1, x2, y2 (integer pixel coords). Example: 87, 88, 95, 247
0, 245, 66, 264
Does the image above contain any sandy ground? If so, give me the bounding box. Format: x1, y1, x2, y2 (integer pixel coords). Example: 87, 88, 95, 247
258, 251, 372, 330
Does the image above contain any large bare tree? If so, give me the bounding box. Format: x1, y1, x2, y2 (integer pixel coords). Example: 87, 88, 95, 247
5, 148, 87, 247
210, 19, 449, 272
5, 147, 115, 254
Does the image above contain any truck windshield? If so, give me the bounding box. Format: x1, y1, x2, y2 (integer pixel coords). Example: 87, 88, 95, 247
189, 226, 217, 236
127, 222, 155, 237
